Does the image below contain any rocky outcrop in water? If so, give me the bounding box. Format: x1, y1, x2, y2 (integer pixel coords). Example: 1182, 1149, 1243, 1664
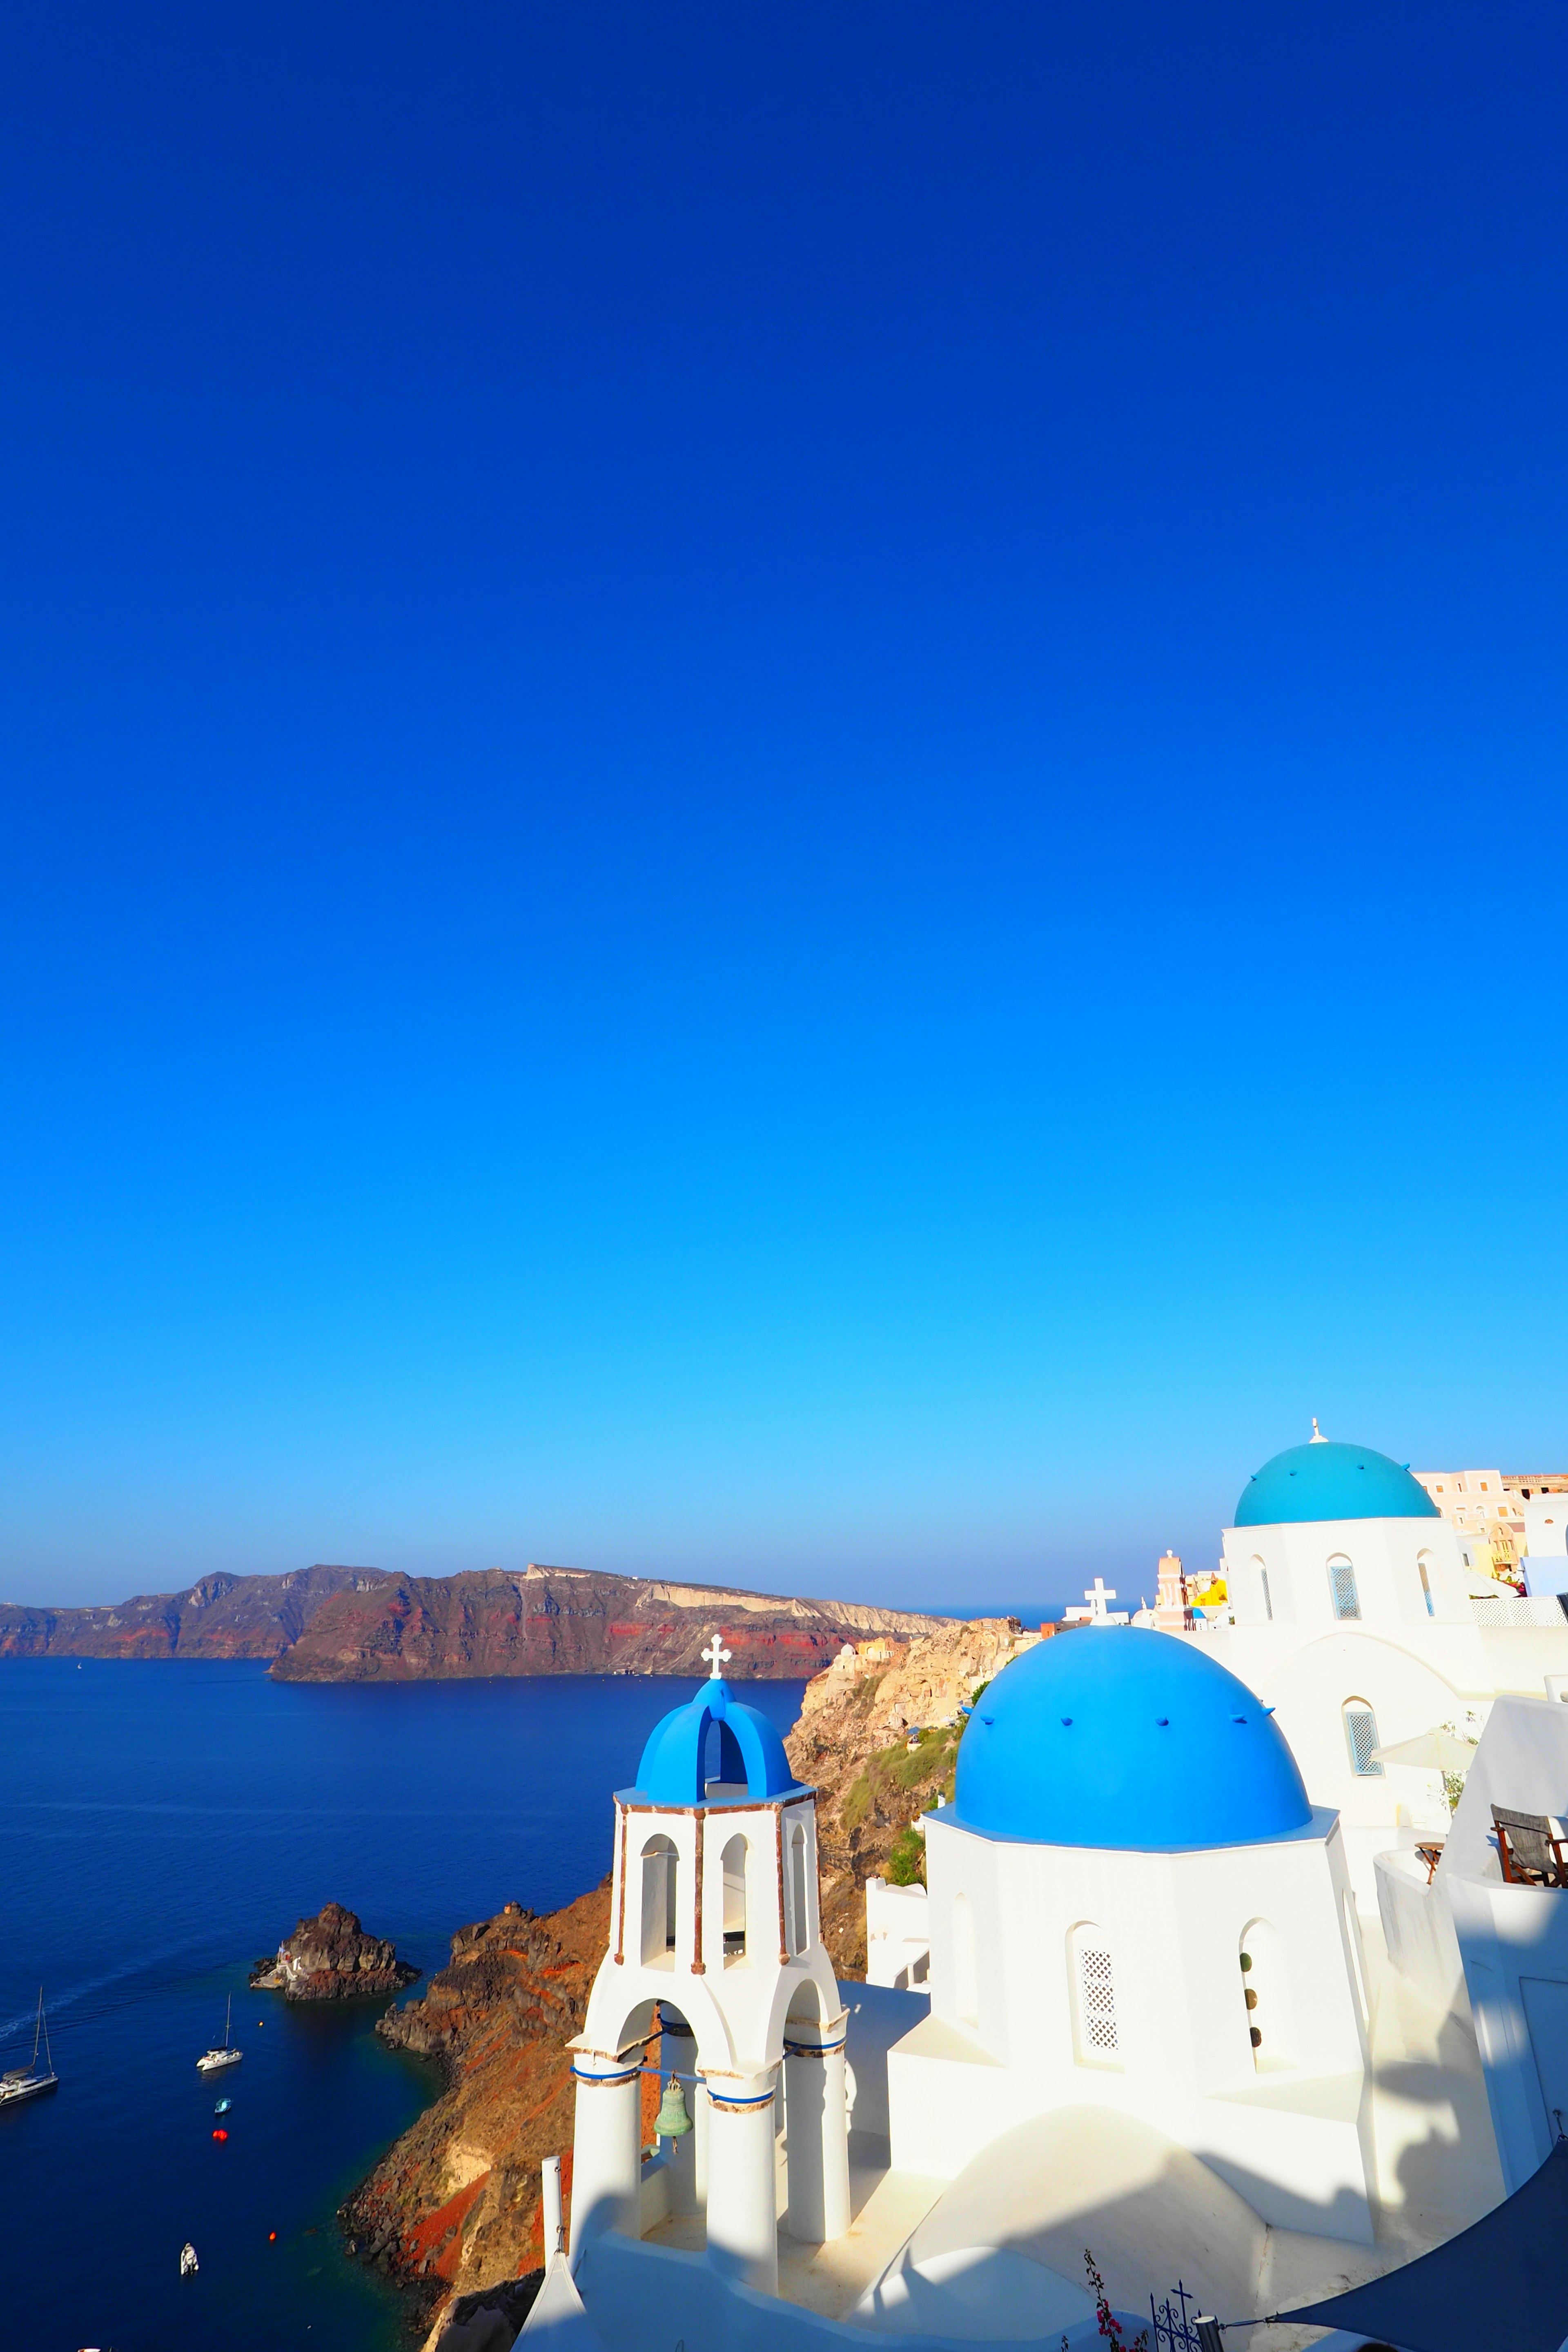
272, 1563, 946, 1682
251, 1902, 420, 1999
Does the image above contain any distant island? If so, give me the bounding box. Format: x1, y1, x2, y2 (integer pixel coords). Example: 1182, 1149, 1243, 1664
0, 1561, 947, 1679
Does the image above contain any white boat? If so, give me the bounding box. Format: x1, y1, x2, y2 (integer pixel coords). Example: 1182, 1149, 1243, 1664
0, 1989, 58, 2107
196, 1994, 242, 2074
179, 2241, 199, 2276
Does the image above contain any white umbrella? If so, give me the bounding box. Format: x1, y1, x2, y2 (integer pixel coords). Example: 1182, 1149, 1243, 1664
1370, 1728, 1478, 1772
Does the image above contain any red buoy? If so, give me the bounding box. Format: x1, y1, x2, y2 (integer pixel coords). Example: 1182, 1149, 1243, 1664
212, 2127, 229, 2141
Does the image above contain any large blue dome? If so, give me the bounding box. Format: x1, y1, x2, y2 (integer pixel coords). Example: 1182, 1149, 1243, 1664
1234, 1439, 1439, 1527
629, 1677, 805, 1807
953, 1627, 1312, 1850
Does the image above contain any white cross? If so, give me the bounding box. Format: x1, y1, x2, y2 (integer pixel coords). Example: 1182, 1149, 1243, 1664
1083, 1578, 1117, 1622
702, 1636, 732, 1679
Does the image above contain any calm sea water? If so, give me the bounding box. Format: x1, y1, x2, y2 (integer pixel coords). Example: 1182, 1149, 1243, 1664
0, 1660, 805, 2352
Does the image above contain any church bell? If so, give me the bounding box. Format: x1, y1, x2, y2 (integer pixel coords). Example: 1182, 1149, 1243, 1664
654, 2075, 693, 2138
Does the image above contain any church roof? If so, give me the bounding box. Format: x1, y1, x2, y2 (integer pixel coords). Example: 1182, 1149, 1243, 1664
952, 1626, 1314, 1849
628, 1676, 806, 1807
1233, 1435, 1439, 1527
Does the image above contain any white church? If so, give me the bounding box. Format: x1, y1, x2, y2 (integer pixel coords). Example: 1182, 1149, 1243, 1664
519, 1442, 1568, 2352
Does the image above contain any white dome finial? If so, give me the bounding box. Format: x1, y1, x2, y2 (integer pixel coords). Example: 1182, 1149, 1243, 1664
1310, 1417, 1326, 1443
702, 1634, 732, 1679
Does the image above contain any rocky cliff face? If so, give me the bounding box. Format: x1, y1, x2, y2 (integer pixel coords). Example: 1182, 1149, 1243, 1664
344, 1887, 613, 2342
252, 1902, 420, 2000
786, 1615, 1037, 1973
0, 1563, 393, 1662
272, 1564, 947, 1682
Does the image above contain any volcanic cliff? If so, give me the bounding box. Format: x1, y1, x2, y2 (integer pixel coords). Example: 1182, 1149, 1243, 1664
0, 1562, 393, 1662
272, 1564, 945, 1682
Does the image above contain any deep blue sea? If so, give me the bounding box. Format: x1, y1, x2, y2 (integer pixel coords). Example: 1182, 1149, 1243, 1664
0, 1661, 805, 2352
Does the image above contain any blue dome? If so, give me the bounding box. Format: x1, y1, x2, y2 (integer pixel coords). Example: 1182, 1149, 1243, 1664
953, 1627, 1312, 1850
1234, 1439, 1439, 1527
630, 1677, 805, 1806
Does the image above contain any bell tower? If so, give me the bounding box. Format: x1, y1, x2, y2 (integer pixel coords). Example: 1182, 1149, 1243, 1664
567, 1639, 849, 2290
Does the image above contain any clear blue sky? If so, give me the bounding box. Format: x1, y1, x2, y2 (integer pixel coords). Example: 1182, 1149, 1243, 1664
3, 5, 1566, 1611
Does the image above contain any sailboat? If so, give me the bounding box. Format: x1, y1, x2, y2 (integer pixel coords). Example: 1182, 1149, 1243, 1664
0, 1989, 58, 2106
196, 1994, 242, 2074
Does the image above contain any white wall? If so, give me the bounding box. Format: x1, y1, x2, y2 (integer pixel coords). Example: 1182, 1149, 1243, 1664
892, 1814, 1373, 2239
1221, 1514, 1468, 1630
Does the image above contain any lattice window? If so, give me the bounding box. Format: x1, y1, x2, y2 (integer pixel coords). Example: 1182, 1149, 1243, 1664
1328, 1559, 1361, 1621
1343, 1700, 1383, 1777
1076, 1939, 1118, 2055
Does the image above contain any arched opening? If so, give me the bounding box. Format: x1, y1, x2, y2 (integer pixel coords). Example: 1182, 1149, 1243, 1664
952, 1893, 978, 2027
1256, 1559, 1273, 1621
1417, 1552, 1436, 1618
721, 1832, 748, 1963
1068, 1921, 1119, 2066
1343, 1696, 1383, 1777
1238, 1918, 1294, 2071
1327, 1554, 1361, 1621
640, 1834, 679, 1966
788, 1820, 810, 1956
703, 1715, 748, 1795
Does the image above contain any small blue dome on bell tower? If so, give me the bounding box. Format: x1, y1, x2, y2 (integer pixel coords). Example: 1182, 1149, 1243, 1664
628, 1653, 807, 1807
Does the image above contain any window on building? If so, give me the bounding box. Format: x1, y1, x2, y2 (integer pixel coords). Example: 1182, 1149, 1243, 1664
1239, 1919, 1293, 2071
1259, 1565, 1273, 1621
1417, 1554, 1435, 1618
1343, 1698, 1383, 1777
1327, 1556, 1361, 1620
640, 1834, 679, 1964
952, 1892, 978, 2027
786, 1820, 810, 1956
1068, 1923, 1120, 2065
720, 1833, 748, 1963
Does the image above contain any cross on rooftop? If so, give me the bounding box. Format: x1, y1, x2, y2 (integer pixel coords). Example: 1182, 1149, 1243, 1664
1083, 1577, 1117, 1621
702, 1636, 732, 1679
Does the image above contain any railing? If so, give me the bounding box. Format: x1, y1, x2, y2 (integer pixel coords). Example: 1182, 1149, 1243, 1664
1151, 2281, 1203, 2351
1471, 1595, 1568, 1629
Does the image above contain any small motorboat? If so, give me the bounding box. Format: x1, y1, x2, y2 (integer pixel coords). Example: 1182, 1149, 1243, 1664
213, 2096, 232, 2115
0, 1990, 58, 2107
196, 1995, 242, 2074
179, 2241, 199, 2276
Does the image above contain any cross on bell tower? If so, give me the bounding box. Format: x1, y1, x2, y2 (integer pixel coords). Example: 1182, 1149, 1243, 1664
702, 1635, 732, 1678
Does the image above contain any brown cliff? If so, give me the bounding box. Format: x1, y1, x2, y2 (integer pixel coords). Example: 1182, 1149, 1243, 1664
343, 1886, 615, 2341
252, 1902, 420, 1999
786, 1615, 1038, 1973
0, 1563, 393, 1662
273, 1564, 947, 1682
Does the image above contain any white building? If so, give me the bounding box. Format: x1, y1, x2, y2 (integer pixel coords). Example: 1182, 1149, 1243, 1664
885, 1625, 1376, 2239
1201, 1430, 1568, 1900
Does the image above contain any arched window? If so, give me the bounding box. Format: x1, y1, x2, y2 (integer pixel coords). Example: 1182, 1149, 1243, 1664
1068, 1922, 1119, 2066
721, 1833, 748, 1963
787, 1821, 810, 1956
1256, 1559, 1273, 1622
640, 1834, 679, 1965
1343, 1697, 1383, 1776
1417, 1553, 1435, 1618
1238, 1919, 1293, 2071
1327, 1555, 1361, 1621
952, 1893, 978, 2027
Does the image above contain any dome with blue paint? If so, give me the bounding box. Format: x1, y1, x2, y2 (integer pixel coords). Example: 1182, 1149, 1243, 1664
953, 1626, 1312, 1850
629, 1675, 806, 1807
1233, 1434, 1439, 1528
